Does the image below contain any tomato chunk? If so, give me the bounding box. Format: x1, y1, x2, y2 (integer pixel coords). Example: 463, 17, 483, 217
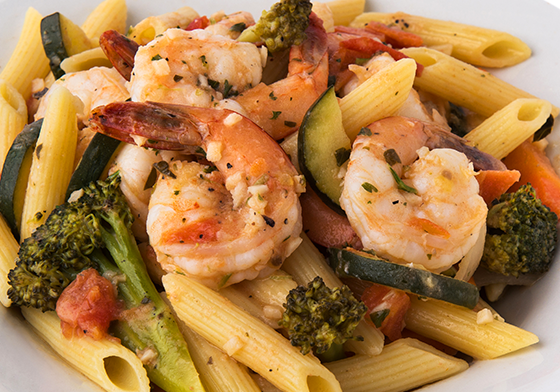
56, 268, 121, 340
361, 283, 410, 341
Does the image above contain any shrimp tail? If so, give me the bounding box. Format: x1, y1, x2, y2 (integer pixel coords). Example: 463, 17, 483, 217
424, 127, 507, 171
89, 101, 203, 150
99, 30, 139, 81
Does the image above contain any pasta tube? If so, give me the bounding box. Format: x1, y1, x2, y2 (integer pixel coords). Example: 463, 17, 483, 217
129, 7, 199, 45
0, 80, 27, 167
163, 272, 342, 392
282, 233, 384, 356
20, 86, 80, 240
400, 47, 559, 118
81, 0, 128, 43
0, 8, 50, 101
325, 338, 468, 392
325, 0, 366, 27
21, 307, 150, 392
405, 296, 539, 360
0, 214, 18, 307
351, 12, 531, 67
340, 58, 416, 140
464, 98, 552, 159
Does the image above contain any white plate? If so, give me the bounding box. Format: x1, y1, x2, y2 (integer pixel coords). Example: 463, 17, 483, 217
0, 0, 559, 391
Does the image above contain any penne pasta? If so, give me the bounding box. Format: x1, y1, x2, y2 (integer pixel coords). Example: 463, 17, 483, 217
340, 58, 416, 140
464, 98, 552, 159
21, 307, 150, 392
20, 86, 80, 240
350, 11, 531, 68
404, 296, 539, 360
0, 8, 50, 101
282, 233, 385, 356
325, 0, 366, 27
163, 272, 343, 392
129, 6, 200, 45
0, 214, 18, 307
60, 47, 113, 74
400, 47, 559, 118
0, 80, 27, 167
221, 270, 298, 328
81, 0, 128, 43
325, 338, 468, 392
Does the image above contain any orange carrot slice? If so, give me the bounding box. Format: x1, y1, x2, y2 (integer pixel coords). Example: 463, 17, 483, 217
476, 169, 520, 205
503, 139, 560, 216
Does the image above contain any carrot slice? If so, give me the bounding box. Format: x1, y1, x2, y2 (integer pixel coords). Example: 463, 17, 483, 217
476, 169, 521, 205
502, 139, 560, 216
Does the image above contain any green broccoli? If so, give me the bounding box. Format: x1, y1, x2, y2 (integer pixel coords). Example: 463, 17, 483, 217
237, 0, 313, 53
279, 276, 366, 360
481, 184, 558, 277
7, 172, 204, 392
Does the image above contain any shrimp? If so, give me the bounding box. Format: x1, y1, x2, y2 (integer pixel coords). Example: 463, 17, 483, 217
101, 12, 328, 140
89, 101, 305, 289
204, 11, 255, 39
234, 12, 329, 140
340, 116, 488, 272
35, 67, 129, 122
128, 27, 265, 107
108, 143, 185, 241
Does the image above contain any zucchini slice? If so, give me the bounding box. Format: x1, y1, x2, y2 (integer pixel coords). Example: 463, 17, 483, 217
65, 133, 121, 200
298, 86, 351, 215
328, 248, 480, 309
0, 119, 43, 238
41, 12, 93, 79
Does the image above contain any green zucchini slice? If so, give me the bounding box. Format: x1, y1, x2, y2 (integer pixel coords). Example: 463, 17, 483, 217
328, 248, 480, 309
65, 133, 121, 200
41, 12, 93, 79
0, 119, 43, 238
298, 86, 351, 215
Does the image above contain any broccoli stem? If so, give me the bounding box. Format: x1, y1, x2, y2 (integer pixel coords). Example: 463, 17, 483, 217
317, 343, 345, 363
95, 210, 205, 392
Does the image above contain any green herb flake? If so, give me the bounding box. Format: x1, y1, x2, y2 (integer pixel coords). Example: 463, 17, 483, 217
203, 165, 218, 173
200, 55, 208, 67
355, 57, 370, 65
370, 309, 390, 328
208, 79, 220, 90
362, 182, 378, 193
151, 54, 163, 61
335, 147, 351, 167
218, 273, 232, 288
284, 120, 297, 127
271, 111, 282, 120
229, 22, 246, 32
358, 127, 372, 136
389, 165, 418, 194
174, 190, 180, 195
269, 91, 278, 100
384, 149, 402, 166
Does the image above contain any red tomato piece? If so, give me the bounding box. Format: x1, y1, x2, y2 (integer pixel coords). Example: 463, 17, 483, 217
56, 268, 121, 340
185, 16, 210, 31
361, 283, 411, 342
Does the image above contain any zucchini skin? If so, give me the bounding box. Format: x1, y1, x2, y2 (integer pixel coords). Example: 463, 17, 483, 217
298, 86, 348, 216
0, 119, 43, 239
41, 13, 68, 79
328, 248, 480, 309
65, 133, 121, 200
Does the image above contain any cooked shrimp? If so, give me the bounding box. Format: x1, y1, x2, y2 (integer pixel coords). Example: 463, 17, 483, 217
340, 116, 488, 272
204, 11, 255, 39
108, 143, 185, 241
128, 28, 265, 107
35, 67, 129, 122
234, 12, 329, 140
89, 101, 304, 289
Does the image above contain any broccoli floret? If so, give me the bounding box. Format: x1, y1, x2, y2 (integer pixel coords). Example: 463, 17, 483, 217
237, 0, 313, 53
481, 184, 558, 277
7, 172, 204, 392
279, 276, 367, 358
